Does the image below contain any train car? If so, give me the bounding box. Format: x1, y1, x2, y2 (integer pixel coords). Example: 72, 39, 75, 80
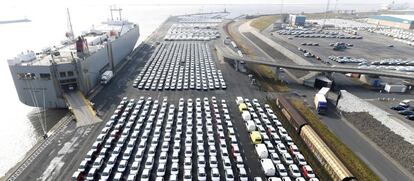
300, 125, 356, 181
275, 95, 308, 133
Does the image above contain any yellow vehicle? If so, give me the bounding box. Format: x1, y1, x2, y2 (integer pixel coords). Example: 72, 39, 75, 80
239, 103, 247, 113
250, 131, 262, 144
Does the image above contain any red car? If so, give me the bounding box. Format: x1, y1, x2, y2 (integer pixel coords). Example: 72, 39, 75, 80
301, 165, 316, 179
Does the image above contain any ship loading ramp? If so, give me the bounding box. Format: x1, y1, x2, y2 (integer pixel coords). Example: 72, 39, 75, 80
63, 91, 101, 126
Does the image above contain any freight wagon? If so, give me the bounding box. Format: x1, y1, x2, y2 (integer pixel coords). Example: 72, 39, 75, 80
300, 125, 356, 181
275, 95, 307, 133
274, 95, 356, 181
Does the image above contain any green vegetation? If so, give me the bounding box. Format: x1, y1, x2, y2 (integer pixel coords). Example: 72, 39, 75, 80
290, 98, 380, 181
267, 98, 332, 181
226, 22, 255, 56
250, 15, 279, 31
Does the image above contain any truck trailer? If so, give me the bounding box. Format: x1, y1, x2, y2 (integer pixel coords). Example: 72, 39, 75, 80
314, 94, 327, 114
100, 70, 114, 85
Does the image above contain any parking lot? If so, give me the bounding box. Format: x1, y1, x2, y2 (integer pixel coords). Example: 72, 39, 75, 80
72, 94, 319, 181
268, 23, 414, 68
133, 41, 227, 91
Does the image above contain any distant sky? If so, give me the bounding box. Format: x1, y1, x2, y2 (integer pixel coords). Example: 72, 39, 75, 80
3, 0, 414, 6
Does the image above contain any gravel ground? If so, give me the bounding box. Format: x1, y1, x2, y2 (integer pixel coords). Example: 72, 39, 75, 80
343, 112, 414, 174
337, 90, 414, 144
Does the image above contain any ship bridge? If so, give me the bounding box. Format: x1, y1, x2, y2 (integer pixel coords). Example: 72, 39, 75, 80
63, 91, 101, 126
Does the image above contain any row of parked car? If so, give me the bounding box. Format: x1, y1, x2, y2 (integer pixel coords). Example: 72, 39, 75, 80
72, 96, 259, 181
133, 42, 226, 90
300, 42, 319, 46
391, 100, 414, 120
367, 28, 414, 46
164, 23, 220, 41
371, 59, 414, 66
235, 97, 319, 181
357, 65, 414, 72
297, 47, 321, 60
328, 56, 367, 64
178, 15, 223, 23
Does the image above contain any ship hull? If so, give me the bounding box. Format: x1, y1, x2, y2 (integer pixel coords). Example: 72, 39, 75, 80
9, 25, 140, 108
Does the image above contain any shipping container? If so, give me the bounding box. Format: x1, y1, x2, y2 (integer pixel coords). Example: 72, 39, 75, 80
384, 84, 406, 93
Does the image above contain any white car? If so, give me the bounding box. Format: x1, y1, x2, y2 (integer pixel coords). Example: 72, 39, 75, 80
198, 167, 207, 181
211, 168, 220, 181
184, 169, 192, 181
117, 160, 127, 172
239, 167, 248, 181
289, 164, 301, 178
141, 168, 150, 181
282, 152, 294, 165
294, 153, 307, 166
225, 169, 235, 181
171, 162, 179, 175
276, 163, 288, 177
277, 143, 288, 153
157, 163, 166, 177
184, 157, 192, 170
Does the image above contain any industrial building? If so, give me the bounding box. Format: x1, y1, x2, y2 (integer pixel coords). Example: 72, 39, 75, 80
289, 14, 306, 26
367, 15, 414, 29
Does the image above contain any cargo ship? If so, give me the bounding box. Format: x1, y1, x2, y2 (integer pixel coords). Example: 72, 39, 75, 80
7, 8, 139, 108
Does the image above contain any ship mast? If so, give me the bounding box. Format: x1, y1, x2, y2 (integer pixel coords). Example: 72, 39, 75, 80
110, 5, 123, 21
66, 8, 75, 41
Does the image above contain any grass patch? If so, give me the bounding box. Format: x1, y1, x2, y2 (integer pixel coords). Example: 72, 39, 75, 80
290, 98, 380, 181
246, 63, 289, 92
250, 15, 279, 31
266, 98, 332, 181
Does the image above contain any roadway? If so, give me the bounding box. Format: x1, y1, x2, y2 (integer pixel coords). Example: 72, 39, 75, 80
218, 37, 414, 80
224, 19, 414, 181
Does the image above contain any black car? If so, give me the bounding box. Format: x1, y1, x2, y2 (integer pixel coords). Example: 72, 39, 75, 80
407, 115, 414, 120
391, 105, 408, 111
398, 110, 414, 116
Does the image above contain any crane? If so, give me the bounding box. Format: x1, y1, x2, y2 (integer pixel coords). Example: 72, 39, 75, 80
322, 0, 331, 29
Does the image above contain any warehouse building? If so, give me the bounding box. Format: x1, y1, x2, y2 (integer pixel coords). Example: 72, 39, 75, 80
289, 14, 306, 26
367, 14, 414, 29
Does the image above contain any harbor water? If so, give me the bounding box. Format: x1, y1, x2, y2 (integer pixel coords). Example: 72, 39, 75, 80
0, 3, 384, 177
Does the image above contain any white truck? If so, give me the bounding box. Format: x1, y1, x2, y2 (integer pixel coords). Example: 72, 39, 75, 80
384, 84, 406, 93
318, 87, 330, 97
255, 144, 269, 159
242, 111, 251, 121
235, 97, 244, 105
100, 70, 113, 85
260, 158, 276, 176
245, 120, 256, 132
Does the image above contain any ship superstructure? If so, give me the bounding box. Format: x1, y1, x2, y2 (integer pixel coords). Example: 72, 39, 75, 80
8, 8, 139, 108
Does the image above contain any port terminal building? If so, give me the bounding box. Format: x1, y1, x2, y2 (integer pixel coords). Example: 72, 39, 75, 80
367, 14, 414, 29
